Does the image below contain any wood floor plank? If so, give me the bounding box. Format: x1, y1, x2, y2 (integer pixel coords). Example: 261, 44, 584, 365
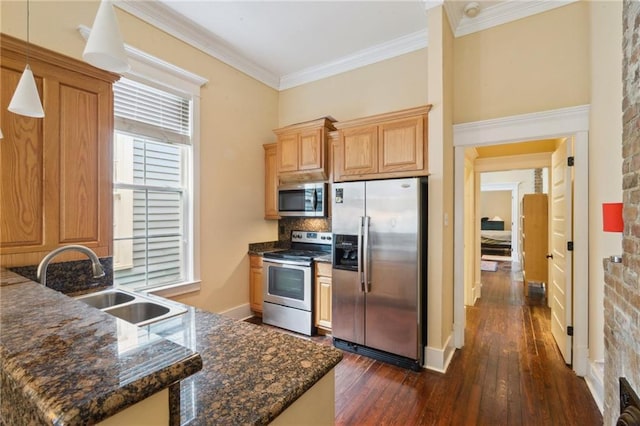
249, 260, 602, 425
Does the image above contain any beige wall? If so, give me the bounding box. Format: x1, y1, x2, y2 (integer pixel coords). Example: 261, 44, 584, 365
480, 191, 512, 230
453, 1, 590, 123
278, 49, 428, 126
427, 6, 455, 359
1, 1, 279, 313
589, 0, 623, 368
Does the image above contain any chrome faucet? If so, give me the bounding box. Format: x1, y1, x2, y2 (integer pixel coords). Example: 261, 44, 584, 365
37, 245, 105, 287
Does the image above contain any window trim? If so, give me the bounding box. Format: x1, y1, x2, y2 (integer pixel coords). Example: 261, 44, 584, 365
108, 40, 207, 296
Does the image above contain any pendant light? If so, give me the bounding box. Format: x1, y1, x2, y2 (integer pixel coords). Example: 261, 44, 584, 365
83, 0, 130, 73
8, 0, 45, 118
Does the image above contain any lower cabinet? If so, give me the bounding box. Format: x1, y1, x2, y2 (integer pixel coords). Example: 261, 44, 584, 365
249, 255, 263, 315
315, 262, 332, 333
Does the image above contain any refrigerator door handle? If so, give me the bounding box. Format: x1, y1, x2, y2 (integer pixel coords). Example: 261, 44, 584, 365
358, 216, 364, 292
363, 215, 371, 292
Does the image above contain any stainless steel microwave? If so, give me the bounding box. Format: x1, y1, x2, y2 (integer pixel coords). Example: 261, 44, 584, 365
278, 183, 326, 217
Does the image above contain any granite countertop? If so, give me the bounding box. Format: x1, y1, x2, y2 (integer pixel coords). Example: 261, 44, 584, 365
1, 269, 343, 426
154, 310, 343, 425
248, 240, 289, 256
0, 270, 202, 425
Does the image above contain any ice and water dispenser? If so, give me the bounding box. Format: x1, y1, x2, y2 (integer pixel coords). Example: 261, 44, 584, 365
333, 234, 359, 271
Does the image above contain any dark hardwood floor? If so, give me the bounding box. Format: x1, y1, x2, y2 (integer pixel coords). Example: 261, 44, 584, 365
253, 261, 603, 425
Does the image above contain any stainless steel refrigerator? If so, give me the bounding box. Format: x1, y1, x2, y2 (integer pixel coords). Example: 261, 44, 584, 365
331, 177, 427, 371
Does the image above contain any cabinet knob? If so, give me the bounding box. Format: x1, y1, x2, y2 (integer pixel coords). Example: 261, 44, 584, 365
546, 254, 554, 259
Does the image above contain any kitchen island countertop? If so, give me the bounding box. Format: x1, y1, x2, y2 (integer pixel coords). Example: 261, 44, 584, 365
0, 269, 342, 425
160, 308, 342, 425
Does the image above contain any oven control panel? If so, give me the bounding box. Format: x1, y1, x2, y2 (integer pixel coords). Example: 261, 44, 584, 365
291, 231, 332, 245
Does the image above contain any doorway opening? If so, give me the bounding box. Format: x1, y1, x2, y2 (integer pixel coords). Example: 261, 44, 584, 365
453, 105, 590, 377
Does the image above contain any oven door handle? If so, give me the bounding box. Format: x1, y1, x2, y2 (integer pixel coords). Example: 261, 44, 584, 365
363, 215, 371, 293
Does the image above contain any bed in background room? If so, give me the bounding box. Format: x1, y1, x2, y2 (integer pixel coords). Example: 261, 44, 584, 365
480, 217, 512, 256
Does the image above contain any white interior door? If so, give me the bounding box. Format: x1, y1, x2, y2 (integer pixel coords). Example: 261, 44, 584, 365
550, 139, 573, 364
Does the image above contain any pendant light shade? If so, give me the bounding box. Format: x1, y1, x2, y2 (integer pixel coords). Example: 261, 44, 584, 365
7, 0, 45, 118
83, 0, 130, 73
8, 65, 44, 118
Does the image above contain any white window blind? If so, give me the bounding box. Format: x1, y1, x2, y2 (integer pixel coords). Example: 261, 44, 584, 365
114, 78, 191, 145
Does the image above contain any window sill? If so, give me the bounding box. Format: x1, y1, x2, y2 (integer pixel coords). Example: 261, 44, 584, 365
147, 280, 201, 298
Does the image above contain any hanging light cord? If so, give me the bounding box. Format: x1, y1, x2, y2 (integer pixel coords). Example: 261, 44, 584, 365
26, 0, 31, 65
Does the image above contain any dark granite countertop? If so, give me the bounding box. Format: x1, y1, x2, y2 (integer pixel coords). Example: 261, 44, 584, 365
154, 309, 343, 425
248, 240, 289, 256
0, 270, 202, 425
1, 269, 343, 426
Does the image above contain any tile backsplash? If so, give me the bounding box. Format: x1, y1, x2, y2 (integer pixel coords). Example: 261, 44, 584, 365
10, 257, 113, 295
278, 217, 331, 241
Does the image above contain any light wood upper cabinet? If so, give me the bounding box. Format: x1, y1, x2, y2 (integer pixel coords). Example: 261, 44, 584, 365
277, 133, 299, 173
274, 117, 336, 182
378, 117, 424, 174
334, 105, 431, 182
340, 125, 378, 177
263, 143, 279, 220
1, 34, 118, 267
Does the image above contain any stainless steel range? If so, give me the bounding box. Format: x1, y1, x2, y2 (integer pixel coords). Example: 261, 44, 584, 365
262, 231, 332, 336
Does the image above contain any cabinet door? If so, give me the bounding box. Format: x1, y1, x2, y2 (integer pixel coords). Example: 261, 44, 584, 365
1, 64, 48, 252
1, 41, 115, 266
263, 144, 279, 219
249, 255, 263, 313
298, 128, 323, 171
339, 126, 378, 178
277, 133, 299, 172
58, 77, 112, 250
315, 275, 332, 330
378, 117, 424, 173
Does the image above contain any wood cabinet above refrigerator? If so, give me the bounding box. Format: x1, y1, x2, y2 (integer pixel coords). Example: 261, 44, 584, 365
333, 105, 431, 182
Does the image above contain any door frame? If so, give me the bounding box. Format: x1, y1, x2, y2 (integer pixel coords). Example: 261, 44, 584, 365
453, 105, 590, 376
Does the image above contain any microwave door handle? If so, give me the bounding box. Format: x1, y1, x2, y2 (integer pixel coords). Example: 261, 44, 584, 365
358, 216, 364, 292
312, 189, 318, 211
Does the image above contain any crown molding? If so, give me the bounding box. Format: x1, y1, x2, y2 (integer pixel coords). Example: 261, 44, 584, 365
448, 0, 579, 38
114, 0, 280, 89
279, 30, 428, 91
114, 1, 427, 91
78, 24, 208, 90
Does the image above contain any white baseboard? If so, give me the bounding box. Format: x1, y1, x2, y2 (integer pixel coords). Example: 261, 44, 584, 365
584, 360, 604, 413
573, 344, 589, 377
424, 333, 456, 373
219, 303, 253, 321
474, 280, 482, 303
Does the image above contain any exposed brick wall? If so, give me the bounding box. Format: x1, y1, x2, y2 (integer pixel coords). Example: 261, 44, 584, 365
534, 168, 543, 193
604, 1, 640, 424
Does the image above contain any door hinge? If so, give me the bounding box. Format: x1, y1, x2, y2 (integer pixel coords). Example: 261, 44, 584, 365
567, 156, 575, 167
567, 326, 574, 336
567, 241, 574, 251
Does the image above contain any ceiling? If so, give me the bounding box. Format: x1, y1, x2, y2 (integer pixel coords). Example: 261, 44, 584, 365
475, 139, 561, 158
115, 0, 577, 90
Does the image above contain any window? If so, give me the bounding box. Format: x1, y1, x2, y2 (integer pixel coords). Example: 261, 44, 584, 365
113, 77, 194, 292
